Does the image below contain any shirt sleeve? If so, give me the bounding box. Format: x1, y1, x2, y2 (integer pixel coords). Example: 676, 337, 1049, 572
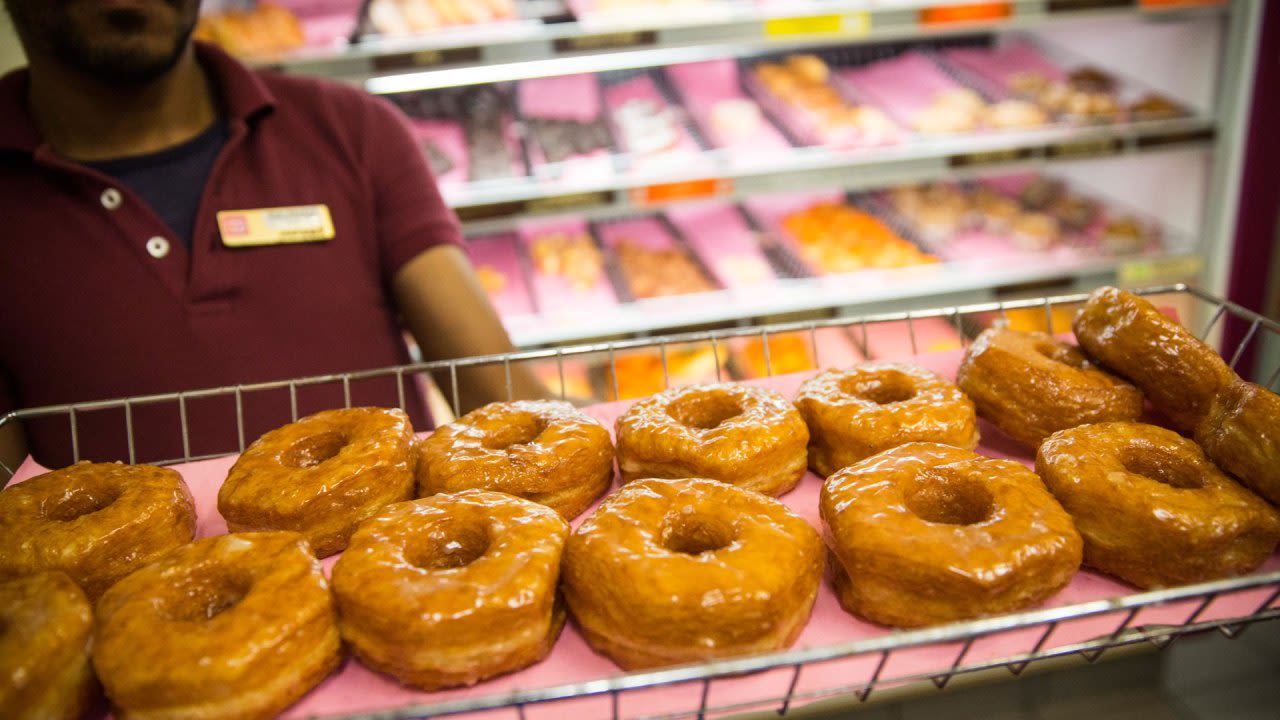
363, 94, 466, 284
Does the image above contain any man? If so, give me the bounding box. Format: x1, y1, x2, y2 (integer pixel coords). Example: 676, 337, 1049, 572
0, 0, 543, 477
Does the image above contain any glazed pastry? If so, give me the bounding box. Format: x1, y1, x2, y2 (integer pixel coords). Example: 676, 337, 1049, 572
219, 407, 416, 558
562, 478, 823, 669
332, 491, 569, 689
794, 364, 978, 478
1037, 422, 1280, 588
94, 532, 342, 720
985, 99, 1048, 129
822, 443, 1082, 627
0, 462, 195, 600
957, 328, 1143, 449
0, 573, 96, 720
1196, 379, 1280, 506
416, 400, 614, 520
1072, 286, 1234, 433
1101, 216, 1146, 254
615, 383, 809, 497
1011, 212, 1059, 250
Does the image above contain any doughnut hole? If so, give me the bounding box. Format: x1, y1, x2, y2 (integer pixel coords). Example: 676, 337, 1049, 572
842, 370, 917, 405
408, 518, 492, 570
662, 512, 738, 556
284, 430, 348, 468
906, 469, 994, 526
482, 413, 548, 451
1121, 445, 1204, 489
668, 392, 744, 430
160, 571, 255, 622
1034, 339, 1088, 369
42, 483, 122, 521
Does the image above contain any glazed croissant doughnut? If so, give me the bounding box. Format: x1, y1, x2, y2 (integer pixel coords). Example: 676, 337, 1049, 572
562, 477, 824, 669
1072, 286, 1233, 433
1037, 422, 1280, 589
795, 363, 978, 478
416, 400, 614, 520
333, 490, 569, 689
0, 572, 96, 720
94, 532, 342, 720
822, 443, 1081, 627
219, 407, 416, 557
0, 462, 196, 600
957, 328, 1143, 449
615, 383, 809, 496
1195, 379, 1280, 506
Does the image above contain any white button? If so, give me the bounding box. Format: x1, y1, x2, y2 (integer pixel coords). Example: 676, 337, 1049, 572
100, 187, 122, 210
145, 236, 170, 259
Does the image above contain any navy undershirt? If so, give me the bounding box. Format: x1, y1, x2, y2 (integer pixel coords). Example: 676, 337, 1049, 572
87, 118, 230, 248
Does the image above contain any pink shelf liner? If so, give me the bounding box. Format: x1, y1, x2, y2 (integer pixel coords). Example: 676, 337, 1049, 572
942, 42, 1069, 90
14, 342, 1279, 720
516, 218, 618, 319
276, 1, 360, 46
466, 235, 535, 318
665, 202, 778, 289
742, 189, 849, 278
519, 74, 614, 183
840, 52, 968, 123
409, 119, 468, 187
602, 74, 707, 175
594, 216, 676, 253
664, 60, 793, 158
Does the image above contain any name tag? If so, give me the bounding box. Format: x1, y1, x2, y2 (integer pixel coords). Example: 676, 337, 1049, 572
217, 205, 334, 247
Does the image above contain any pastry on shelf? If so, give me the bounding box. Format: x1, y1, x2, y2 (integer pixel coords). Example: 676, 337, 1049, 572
753, 55, 897, 145
605, 346, 726, 401
1130, 93, 1186, 120
194, 3, 305, 57
1050, 194, 1101, 233
782, 202, 937, 274
1102, 216, 1149, 254
1011, 212, 1060, 251
709, 99, 764, 142
474, 264, 508, 295
530, 231, 605, 290
984, 100, 1049, 129
1018, 176, 1066, 211
612, 99, 681, 157
736, 334, 814, 379
367, 0, 517, 35
972, 186, 1021, 233
614, 240, 717, 299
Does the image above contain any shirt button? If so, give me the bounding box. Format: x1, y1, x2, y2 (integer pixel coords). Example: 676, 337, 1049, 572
145, 236, 171, 259
100, 187, 122, 210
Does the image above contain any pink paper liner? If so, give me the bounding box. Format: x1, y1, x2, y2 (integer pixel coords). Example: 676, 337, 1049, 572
664, 60, 793, 161
839, 51, 967, 125
466, 234, 536, 319
516, 218, 618, 320
519, 74, 615, 183
942, 42, 1069, 91
594, 215, 677, 253
602, 74, 708, 176
666, 202, 778, 290
15, 343, 1278, 720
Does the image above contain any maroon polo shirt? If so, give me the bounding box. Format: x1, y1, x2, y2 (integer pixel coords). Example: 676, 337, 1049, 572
0, 43, 462, 467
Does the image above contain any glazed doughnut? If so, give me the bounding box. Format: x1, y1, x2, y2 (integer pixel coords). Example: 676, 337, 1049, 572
1037, 422, 1280, 589
562, 478, 823, 669
822, 443, 1081, 627
1196, 379, 1280, 506
219, 407, 415, 557
1072, 286, 1233, 432
795, 363, 978, 478
0, 462, 196, 600
957, 328, 1143, 449
94, 532, 342, 720
615, 383, 809, 496
0, 572, 96, 720
332, 490, 569, 689
416, 400, 613, 520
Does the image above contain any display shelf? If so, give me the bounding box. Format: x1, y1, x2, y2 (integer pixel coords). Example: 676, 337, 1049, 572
261, 0, 1226, 91
449, 114, 1213, 226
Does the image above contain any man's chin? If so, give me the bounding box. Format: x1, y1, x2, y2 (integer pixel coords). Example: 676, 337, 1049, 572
57, 4, 193, 84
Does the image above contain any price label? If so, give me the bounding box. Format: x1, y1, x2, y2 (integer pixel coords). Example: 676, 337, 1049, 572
554, 31, 657, 54
371, 46, 482, 72
1135, 128, 1215, 150
1047, 0, 1136, 11
1140, 0, 1226, 7
764, 12, 871, 38
1118, 256, 1203, 285
629, 178, 733, 206
1046, 137, 1123, 160
948, 147, 1034, 168
920, 3, 1013, 25
454, 191, 617, 223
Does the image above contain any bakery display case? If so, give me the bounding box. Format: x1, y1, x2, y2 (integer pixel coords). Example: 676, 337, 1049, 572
189, 0, 1260, 364
5, 284, 1279, 719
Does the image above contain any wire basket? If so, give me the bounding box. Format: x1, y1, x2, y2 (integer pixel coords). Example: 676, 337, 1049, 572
3, 284, 1279, 720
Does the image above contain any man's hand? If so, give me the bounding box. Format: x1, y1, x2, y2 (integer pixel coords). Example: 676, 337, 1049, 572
393, 244, 548, 414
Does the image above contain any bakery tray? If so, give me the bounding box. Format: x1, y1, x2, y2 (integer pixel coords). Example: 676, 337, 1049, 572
4, 285, 1279, 720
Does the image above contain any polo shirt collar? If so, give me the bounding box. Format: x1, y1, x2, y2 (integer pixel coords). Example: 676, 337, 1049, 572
0, 41, 275, 155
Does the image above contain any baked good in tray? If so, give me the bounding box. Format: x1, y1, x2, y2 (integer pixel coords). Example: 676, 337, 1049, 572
0, 572, 96, 720
0, 462, 196, 600
416, 400, 614, 520
562, 477, 823, 669
782, 201, 937, 273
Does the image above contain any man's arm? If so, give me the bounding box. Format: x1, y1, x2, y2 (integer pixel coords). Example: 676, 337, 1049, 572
393, 244, 547, 414
0, 420, 27, 485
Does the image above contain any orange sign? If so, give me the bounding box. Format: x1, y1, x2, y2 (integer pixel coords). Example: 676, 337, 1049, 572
920, 3, 1012, 24
629, 178, 733, 206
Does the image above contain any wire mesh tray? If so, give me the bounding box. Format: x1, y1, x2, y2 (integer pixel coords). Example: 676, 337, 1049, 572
4, 285, 1279, 720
